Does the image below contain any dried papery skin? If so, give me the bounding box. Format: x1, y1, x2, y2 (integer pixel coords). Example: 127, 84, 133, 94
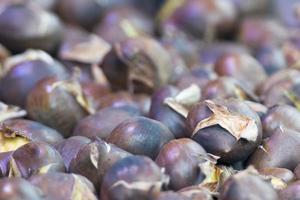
29, 172, 97, 200
258, 168, 294, 190
0, 102, 26, 122
164, 84, 201, 118
0, 124, 29, 153
8, 141, 65, 178
192, 100, 258, 142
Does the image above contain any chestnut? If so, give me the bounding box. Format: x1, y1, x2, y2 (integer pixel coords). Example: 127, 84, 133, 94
155, 138, 207, 190
0, 177, 42, 200
26, 76, 90, 137
3, 119, 64, 145
54, 136, 91, 170
214, 52, 267, 91
279, 181, 300, 200
107, 116, 174, 159
258, 167, 295, 185
0, 50, 67, 107
187, 99, 262, 164
294, 163, 300, 179
178, 185, 213, 200
154, 191, 191, 200
0, 152, 13, 177
219, 168, 279, 200
262, 104, 300, 138
9, 141, 65, 178
0, 2, 63, 53
100, 155, 168, 200
73, 106, 140, 140
158, 0, 237, 39
29, 172, 97, 200
247, 128, 300, 170
98, 91, 139, 110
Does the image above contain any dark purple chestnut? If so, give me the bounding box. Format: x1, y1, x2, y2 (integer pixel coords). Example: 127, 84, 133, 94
9, 141, 65, 178
149, 85, 188, 138
155, 138, 207, 190
100, 155, 168, 200
98, 91, 138, 110
0, 152, 13, 177
178, 186, 213, 200
187, 99, 262, 164
0, 3, 63, 53
158, 0, 237, 39
94, 6, 154, 44
154, 191, 191, 200
247, 128, 300, 170
108, 116, 174, 159
73, 106, 140, 140
3, 119, 64, 145
262, 105, 300, 138
54, 136, 91, 171
294, 163, 300, 179
29, 172, 97, 200
102, 36, 172, 93
0, 177, 42, 200
202, 76, 258, 101
26, 76, 90, 137
214, 52, 267, 92
279, 181, 300, 200
239, 17, 288, 49
219, 168, 279, 200
0, 50, 67, 107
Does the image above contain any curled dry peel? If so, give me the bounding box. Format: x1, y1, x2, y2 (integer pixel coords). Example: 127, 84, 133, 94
192, 100, 258, 142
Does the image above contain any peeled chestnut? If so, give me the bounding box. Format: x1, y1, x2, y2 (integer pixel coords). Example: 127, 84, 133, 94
108, 116, 174, 159
73, 106, 140, 140
279, 181, 300, 200
247, 128, 300, 170
100, 155, 168, 200
219, 168, 278, 200
0, 177, 42, 200
214, 52, 267, 91
3, 119, 64, 145
0, 3, 63, 53
0, 50, 67, 107
155, 138, 207, 190
9, 141, 65, 178
187, 99, 262, 164
54, 136, 91, 170
26, 76, 89, 137
262, 104, 300, 138
29, 172, 97, 200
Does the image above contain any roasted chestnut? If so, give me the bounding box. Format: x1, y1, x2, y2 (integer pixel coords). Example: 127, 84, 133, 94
0, 2, 63, 53
0, 177, 42, 200
187, 99, 262, 164
155, 138, 207, 190
108, 116, 174, 159
0, 50, 67, 107
29, 172, 97, 200
9, 141, 65, 178
100, 155, 168, 200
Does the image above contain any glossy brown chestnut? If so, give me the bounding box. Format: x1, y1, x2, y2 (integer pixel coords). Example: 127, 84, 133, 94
108, 116, 174, 159
0, 50, 67, 107
29, 172, 97, 200
0, 177, 42, 200
219, 169, 279, 200
26, 76, 88, 137
247, 128, 300, 170
187, 99, 262, 164
0, 3, 63, 53
9, 141, 65, 178
100, 155, 168, 200
155, 138, 207, 190
73, 106, 140, 140
54, 136, 91, 171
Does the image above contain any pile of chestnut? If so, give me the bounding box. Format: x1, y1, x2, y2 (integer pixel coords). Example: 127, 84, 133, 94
0, 0, 300, 199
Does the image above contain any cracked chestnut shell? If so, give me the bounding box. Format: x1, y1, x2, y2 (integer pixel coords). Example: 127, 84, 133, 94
108, 116, 174, 159
9, 141, 65, 178
187, 99, 262, 164
100, 155, 168, 200
29, 172, 97, 200
26, 76, 88, 137
0, 3, 63, 53
0, 177, 42, 200
155, 138, 207, 190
